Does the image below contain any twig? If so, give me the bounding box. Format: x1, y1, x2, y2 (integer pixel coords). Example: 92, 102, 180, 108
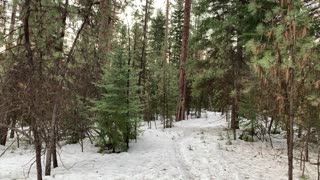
66, 2, 94, 63
26, 159, 36, 178
0, 139, 16, 158
0, 123, 34, 143
57, 149, 77, 170
23, 156, 36, 167
23, 151, 45, 178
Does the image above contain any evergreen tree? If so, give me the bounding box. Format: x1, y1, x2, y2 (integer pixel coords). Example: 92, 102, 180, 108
90, 25, 141, 153
151, 10, 165, 56
170, 0, 184, 67
246, 1, 318, 179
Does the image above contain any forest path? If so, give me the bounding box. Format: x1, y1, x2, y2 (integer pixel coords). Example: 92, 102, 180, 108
1, 112, 316, 179
171, 113, 297, 180
170, 113, 228, 179
0, 117, 200, 180
49, 120, 196, 180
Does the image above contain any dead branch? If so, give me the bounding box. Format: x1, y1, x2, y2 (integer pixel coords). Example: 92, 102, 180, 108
0, 139, 16, 158
0, 123, 34, 143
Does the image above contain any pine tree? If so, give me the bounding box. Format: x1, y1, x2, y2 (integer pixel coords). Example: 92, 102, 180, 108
91, 25, 141, 153
176, 0, 192, 121
246, 1, 318, 179
170, 0, 184, 68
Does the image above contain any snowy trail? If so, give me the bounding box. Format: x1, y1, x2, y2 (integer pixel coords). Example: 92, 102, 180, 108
48, 125, 193, 180
171, 113, 317, 180
0, 120, 194, 180
1, 112, 319, 180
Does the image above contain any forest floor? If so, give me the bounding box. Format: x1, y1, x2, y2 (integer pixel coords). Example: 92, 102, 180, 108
0, 112, 318, 180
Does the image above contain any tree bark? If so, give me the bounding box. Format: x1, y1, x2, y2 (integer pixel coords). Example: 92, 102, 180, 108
268, 116, 274, 134
305, 125, 311, 162
52, 127, 58, 168
0, 128, 8, 146
98, 0, 114, 56
33, 126, 43, 180
126, 22, 131, 148
1, 0, 7, 35
9, 115, 16, 139
163, 0, 170, 128
176, 0, 192, 121
23, 0, 42, 178
7, 0, 17, 50
0, 112, 8, 146
287, 67, 294, 180
231, 27, 242, 140
140, 0, 150, 122
45, 103, 57, 176
23, 0, 34, 70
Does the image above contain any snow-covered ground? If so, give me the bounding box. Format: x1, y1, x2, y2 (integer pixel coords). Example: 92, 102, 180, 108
0, 112, 318, 180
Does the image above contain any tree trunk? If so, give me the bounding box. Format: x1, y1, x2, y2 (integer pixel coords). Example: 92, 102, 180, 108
0, 127, 8, 146
305, 125, 311, 162
126, 21, 132, 147
33, 126, 43, 180
268, 116, 274, 134
1, 0, 7, 35
52, 127, 58, 168
163, 0, 170, 128
23, 1, 41, 179
287, 69, 294, 180
45, 103, 57, 176
9, 116, 16, 139
176, 0, 192, 121
231, 41, 242, 136
98, 0, 112, 53
139, 0, 150, 122
23, 0, 34, 69
0, 112, 8, 146
7, 0, 17, 50
298, 125, 302, 138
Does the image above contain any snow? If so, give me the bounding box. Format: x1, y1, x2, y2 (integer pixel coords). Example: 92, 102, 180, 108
0, 112, 318, 180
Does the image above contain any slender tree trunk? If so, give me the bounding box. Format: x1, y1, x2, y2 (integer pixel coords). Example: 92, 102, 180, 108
287, 67, 294, 180
284, 2, 296, 179
33, 126, 43, 180
45, 103, 57, 176
287, 10, 296, 176
7, 0, 17, 50
0, 130, 7, 146
305, 125, 311, 162
10, 116, 16, 139
176, 0, 192, 121
0, 112, 8, 145
163, 0, 170, 128
140, 0, 149, 122
126, 23, 131, 148
23, 0, 34, 69
2, 0, 6, 35
23, 0, 41, 178
298, 125, 302, 138
268, 116, 274, 134
52, 127, 58, 168
231, 65, 239, 140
